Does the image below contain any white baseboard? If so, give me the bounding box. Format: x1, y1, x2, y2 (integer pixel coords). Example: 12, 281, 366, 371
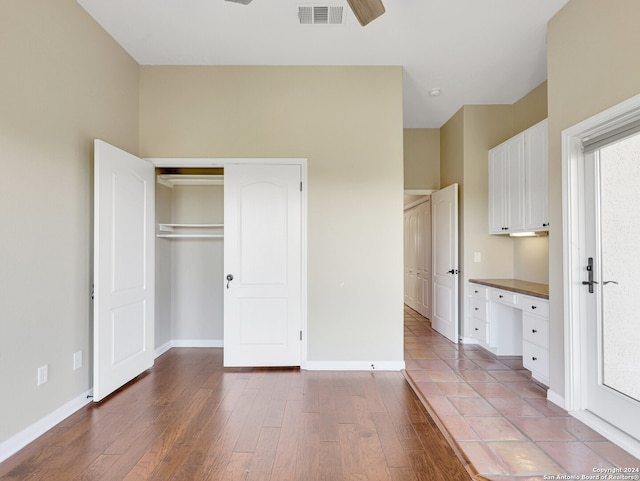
459, 337, 480, 345
155, 339, 224, 358
570, 409, 640, 460
302, 360, 406, 371
154, 341, 173, 358
546, 389, 565, 409
0, 389, 93, 464
171, 339, 224, 348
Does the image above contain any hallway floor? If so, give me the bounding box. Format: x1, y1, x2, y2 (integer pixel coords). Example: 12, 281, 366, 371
403, 306, 639, 480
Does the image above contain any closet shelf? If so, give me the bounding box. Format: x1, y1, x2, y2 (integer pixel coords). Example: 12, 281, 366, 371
157, 223, 224, 239
157, 234, 224, 239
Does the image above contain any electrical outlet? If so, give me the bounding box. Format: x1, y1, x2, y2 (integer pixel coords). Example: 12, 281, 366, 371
73, 351, 82, 371
37, 365, 48, 386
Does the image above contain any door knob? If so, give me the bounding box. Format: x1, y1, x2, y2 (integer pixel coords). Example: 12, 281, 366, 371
447, 269, 458, 275
226, 274, 234, 289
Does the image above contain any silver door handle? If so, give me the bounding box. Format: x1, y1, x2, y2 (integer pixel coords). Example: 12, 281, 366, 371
226, 274, 234, 289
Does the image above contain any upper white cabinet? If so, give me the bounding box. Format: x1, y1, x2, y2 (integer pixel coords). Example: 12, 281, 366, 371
488, 119, 549, 234
523, 120, 549, 231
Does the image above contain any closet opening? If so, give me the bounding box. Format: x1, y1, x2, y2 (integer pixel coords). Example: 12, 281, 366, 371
154, 167, 226, 355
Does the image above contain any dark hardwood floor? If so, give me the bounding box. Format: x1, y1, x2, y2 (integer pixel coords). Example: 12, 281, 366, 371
0, 348, 472, 480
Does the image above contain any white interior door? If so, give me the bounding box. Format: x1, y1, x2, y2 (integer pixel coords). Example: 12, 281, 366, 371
583, 134, 640, 441
431, 184, 459, 343
93, 140, 155, 402
223, 164, 302, 367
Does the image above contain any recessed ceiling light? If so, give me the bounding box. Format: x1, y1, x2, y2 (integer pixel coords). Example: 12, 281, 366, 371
429, 88, 441, 97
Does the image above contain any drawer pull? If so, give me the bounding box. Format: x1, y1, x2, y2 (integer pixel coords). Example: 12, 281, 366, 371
531, 305, 537, 310
499, 294, 503, 298
532, 329, 538, 333
532, 357, 538, 361
474, 290, 478, 293
474, 327, 479, 331
474, 307, 479, 311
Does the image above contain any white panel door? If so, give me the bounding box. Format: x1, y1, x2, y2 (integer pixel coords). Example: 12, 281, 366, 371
583, 135, 640, 441
431, 184, 459, 343
417, 199, 432, 319
93, 140, 154, 402
223, 164, 302, 367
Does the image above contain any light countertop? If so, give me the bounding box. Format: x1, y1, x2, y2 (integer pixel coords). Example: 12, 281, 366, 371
468, 278, 549, 299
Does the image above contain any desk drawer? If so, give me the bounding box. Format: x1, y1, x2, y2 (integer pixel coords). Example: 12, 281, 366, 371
490, 288, 519, 307
469, 317, 488, 344
523, 340, 549, 380
470, 297, 487, 322
469, 283, 488, 300
521, 295, 549, 318
522, 313, 549, 349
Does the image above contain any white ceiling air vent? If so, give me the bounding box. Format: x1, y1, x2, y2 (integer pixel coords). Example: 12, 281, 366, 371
298, 6, 345, 25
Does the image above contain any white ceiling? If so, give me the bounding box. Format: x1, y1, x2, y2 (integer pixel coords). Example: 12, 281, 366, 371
77, 0, 569, 128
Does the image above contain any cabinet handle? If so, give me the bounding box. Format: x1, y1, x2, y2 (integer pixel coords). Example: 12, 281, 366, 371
474, 307, 479, 311
532, 329, 538, 333
532, 357, 538, 361
543, 223, 549, 227
499, 294, 504, 298
474, 290, 478, 293
531, 305, 537, 310
474, 327, 479, 331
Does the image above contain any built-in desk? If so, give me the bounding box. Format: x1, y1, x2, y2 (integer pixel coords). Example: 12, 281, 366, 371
468, 279, 549, 386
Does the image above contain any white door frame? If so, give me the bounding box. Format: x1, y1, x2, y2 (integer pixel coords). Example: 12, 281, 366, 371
147, 157, 308, 366
562, 94, 640, 458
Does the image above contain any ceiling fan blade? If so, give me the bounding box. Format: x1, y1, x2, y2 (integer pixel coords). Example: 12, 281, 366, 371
225, 0, 253, 4
346, 0, 385, 26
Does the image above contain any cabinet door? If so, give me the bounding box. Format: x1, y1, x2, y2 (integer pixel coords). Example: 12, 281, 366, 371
506, 135, 525, 232
488, 143, 508, 234
524, 119, 549, 231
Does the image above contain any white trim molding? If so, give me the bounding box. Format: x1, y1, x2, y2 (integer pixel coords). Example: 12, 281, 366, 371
0, 389, 93, 464
562, 91, 640, 458
154, 340, 225, 359
302, 361, 406, 371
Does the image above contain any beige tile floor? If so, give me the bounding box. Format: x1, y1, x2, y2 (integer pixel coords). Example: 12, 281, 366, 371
403, 306, 640, 481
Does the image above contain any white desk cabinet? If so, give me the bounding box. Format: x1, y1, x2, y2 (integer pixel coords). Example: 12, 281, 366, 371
468, 281, 549, 385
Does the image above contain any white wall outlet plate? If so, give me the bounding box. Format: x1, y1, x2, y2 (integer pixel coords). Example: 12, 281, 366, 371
73, 351, 83, 371
37, 365, 48, 386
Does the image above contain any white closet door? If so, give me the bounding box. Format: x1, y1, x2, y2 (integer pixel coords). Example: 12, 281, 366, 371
223, 164, 302, 367
93, 140, 155, 402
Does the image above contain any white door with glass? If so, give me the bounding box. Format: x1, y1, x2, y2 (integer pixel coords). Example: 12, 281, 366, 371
431, 184, 459, 343
583, 133, 640, 441
93, 140, 155, 402
223, 164, 302, 367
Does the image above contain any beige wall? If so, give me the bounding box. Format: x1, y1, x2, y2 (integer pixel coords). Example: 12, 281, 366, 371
0, 0, 139, 445
438, 84, 549, 341
461, 105, 515, 284
404, 129, 440, 190
139, 66, 405, 365
513, 81, 548, 134
440, 108, 465, 189
547, 0, 640, 398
